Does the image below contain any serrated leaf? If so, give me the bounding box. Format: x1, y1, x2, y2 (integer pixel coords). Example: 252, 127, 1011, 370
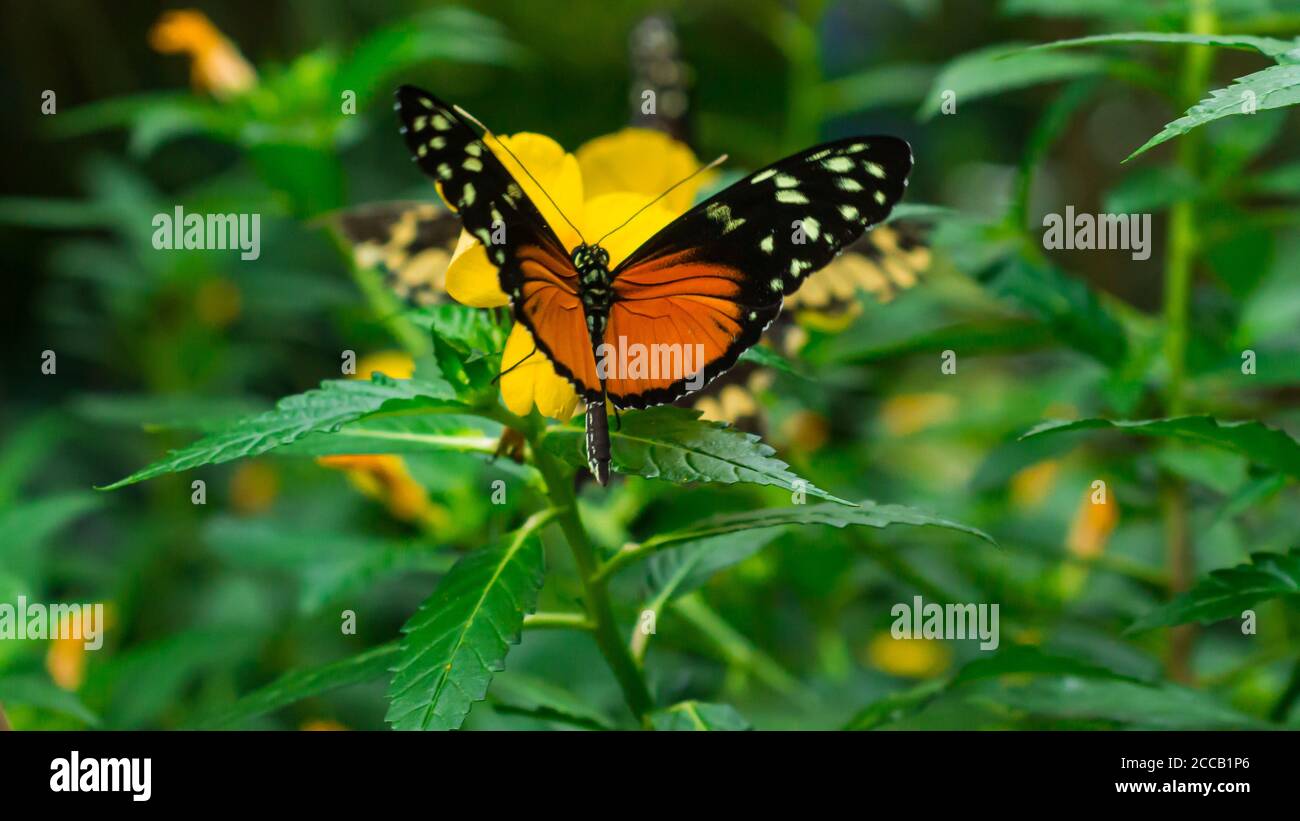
650, 701, 752, 730
541, 406, 850, 504
1020, 416, 1300, 478
386, 514, 550, 730
281, 412, 503, 457
1129, 548, 1300, 633
1128, 64, 1300, 160
489, 672, 616, 730
644, 529, 786, 607
0, 674, 101, 727
1022, 31, 1300, 61
921, 42, 1109, 119
100, 374, 457, 489
980, 676, 1269, 728
640, 501, 997, 552
406, 304, 508, 356
846, 644, 1139, 729
194, 643, 400, 729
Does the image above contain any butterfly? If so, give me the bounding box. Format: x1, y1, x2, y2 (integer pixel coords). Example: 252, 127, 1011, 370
394, 85, 913, 485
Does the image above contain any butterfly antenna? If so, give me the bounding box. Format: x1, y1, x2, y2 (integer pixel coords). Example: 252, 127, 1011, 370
592, 153, 727, 247
453, 104, 587, 246
492, 343, 538, 385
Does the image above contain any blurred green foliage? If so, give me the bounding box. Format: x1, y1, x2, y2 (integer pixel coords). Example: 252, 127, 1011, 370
2, 0, 1300, 730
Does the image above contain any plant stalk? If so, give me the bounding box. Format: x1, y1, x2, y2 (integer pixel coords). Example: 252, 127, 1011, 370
526, 421, 654, 724
1161, 0, 1218, 683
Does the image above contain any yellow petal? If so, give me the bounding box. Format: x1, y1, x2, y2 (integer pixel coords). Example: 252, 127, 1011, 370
444, 133, 585, 308
499, 324, 580, 419
581, 192, 677, 268
445, 229, 509, 307
576, 128, 712, 214
488, 133, 585, 250
354, 350, 415, 380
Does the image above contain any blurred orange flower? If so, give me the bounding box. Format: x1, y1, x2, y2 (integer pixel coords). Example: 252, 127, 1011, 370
149, 10, 256, 98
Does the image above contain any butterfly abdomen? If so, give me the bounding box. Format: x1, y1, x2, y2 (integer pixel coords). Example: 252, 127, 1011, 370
585, 402, 611, 485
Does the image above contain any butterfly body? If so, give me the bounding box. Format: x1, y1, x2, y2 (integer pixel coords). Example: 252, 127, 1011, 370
394, 85, 913, 486
572, 244, 614, 344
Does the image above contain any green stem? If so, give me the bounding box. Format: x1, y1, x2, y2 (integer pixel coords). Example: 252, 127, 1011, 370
1161, 0, 1218, 684
524, 611, 594, 631
324, 225, 431, 358
671, 592, 817, 709
525, 419, 654, 724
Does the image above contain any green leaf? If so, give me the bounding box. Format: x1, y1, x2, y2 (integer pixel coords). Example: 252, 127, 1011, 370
204, 518, 455, 615
386, 513, 551, 730
981, 677, 1269, 728
1129, 548, 1300, 633
610, 501, 994, 606
0, 674, 100, 726
822, 63, 934, 115
644, 529, 787, 607
406, 304, 508, 356
281, 412, 503, 458
650, 701, 752, 730
638, 500, 997, 557
489, 672, 616, 730
737, 343, 805, 378
1022, 31, 1300, 61
333, 8, 523, 108
980, 257, 1129, 366
100, 374, 456, 490
1020, 416, 1300, 478
0, 493, 102, 587
921, 43, 1110, 119
1127, 64, 1300, 161
846, 644, 1138, 729
195, 643, 400, 729
541, 406, 851, 504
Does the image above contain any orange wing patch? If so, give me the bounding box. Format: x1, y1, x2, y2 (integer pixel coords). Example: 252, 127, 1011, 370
604, 255, 761, 407
512, 243, 602, 399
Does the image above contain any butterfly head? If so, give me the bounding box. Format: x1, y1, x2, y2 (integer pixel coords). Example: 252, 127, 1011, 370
571, 243, 610, 273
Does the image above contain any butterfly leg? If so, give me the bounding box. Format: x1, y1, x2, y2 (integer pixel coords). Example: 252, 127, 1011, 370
585, 398, 611, 486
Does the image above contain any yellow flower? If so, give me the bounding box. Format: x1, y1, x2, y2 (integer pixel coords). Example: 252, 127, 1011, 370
865, 632, 951, 679
149, 10, 256, 99
442, 128, 712, 419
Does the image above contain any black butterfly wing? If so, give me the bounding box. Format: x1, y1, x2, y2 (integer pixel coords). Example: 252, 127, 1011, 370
603, 135, 913, 408
393, 85, 602, 400
332, 201, 461, 306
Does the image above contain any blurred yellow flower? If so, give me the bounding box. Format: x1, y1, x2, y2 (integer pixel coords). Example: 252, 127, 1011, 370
46, 605, 114, 691
195, 277, 242, 329
301, 719, 348, 731
316, 351, 444, 527
877, 392, 958, 437
1067, 481, 1118, 559
1009, 459, 1061, 510
149, 10, 256, 99
442, 128, 711, 419
230, 460, 279, 514
865, 632, 951, 679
